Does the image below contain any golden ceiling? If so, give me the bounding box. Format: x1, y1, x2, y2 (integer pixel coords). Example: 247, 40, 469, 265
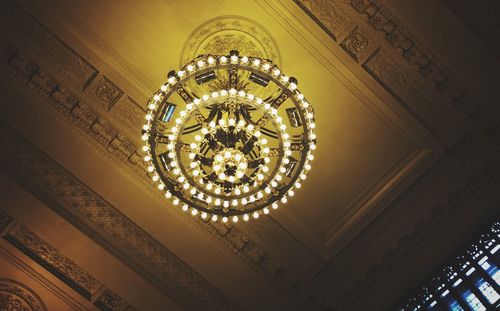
0, 0, 499, 310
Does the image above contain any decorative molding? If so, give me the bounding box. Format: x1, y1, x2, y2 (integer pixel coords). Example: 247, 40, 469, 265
0, 17, 303, 302
94, 289, 124, 311
0, 124, 241, 311
0, 278, 46, 311
180, 15, 281, 67
4, 223, 101, 300
85, 74, 124, 111
346, 0, 482, 120
293, 0, 483, 136
362, 48, 450, 138
292, 0, 352, 41
340, 26, 373, 62
0, 210, 135, 311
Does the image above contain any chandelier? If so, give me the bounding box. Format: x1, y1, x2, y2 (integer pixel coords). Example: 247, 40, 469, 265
142, 50, 316, 222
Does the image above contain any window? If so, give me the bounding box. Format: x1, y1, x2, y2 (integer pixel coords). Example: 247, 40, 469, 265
398, 221, 500, 310
476, 278, 499, 304
462, 290, 486, 311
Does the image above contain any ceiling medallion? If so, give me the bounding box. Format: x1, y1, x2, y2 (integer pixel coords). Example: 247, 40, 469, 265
142, 50, 316, 222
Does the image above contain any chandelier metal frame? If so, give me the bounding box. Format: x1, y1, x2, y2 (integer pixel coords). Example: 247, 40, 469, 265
142, 51, 316, 222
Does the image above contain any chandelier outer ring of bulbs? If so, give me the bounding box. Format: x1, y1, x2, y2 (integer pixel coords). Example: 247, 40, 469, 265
142, 52, 317, 222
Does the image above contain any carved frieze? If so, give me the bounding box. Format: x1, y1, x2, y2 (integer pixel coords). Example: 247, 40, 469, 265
4, 223, 101, 300
294, 0, 483, 131
293, 0, 351, 40
362, 48, 452, 140
0, 210, 136, 311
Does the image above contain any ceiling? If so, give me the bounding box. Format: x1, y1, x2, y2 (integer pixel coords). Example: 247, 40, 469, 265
0, 0, 499, 310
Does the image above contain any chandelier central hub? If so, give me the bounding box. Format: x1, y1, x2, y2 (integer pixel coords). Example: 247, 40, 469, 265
212, 148, 248, 182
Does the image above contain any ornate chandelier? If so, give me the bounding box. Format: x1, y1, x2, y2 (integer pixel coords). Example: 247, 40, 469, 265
142, 50, 316, 222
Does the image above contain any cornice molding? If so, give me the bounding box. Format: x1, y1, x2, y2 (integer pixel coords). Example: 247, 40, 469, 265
0, 210, 134, 311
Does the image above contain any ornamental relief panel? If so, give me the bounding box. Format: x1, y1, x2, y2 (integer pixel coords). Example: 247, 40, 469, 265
0, 279, 46, 311
181, 16, 281, 67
